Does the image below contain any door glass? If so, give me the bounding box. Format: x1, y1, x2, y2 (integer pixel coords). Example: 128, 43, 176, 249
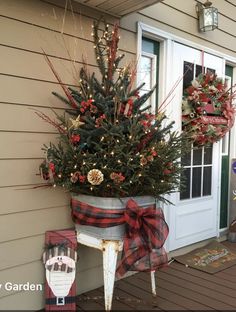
140, 56, 152, 90
192, 167, 202, 197
180, 168, 191, 200
207, 68, 216, 74
181, 145, 213, 200
203, 167, 212, 196
180, 61, 213, 200
195, 64, 203, 77
141, 38, 160, 113
182, 150, 191, 166
183, 62, 194, 91
204, 145, 213, 164
193, 148, 202, 165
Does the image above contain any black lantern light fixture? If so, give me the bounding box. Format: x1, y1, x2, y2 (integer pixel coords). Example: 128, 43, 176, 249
196, 0, 218, 32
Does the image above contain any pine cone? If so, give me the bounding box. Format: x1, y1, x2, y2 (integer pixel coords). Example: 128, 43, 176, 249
87, 169, 104, 185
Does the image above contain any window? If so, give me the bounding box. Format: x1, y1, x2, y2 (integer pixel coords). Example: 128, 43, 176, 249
180, 145, 213, 200
180, 61, 214, 200
138, 38, 159, 113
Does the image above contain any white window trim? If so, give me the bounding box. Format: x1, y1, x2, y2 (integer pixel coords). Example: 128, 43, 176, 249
137, 23, 173, 117
138, 22, 236, 64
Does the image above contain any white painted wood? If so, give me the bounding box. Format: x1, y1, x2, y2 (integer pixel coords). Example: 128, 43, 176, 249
138, 20, 225, 251
137, 22, 236, 64
136, 22, 236, 252
77, 232, 105, 250
168, 42, 223, 251
102, 241, 120, 311
150, 271, 156, 296
77, 231, 123, 310
77, 230, 157, 310
77, 231, 123, 252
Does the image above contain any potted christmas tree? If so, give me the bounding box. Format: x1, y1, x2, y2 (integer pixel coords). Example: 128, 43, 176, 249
39, 20, 190, 275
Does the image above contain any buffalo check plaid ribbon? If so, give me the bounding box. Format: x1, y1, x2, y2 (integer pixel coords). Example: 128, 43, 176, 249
71, 198, 169, 277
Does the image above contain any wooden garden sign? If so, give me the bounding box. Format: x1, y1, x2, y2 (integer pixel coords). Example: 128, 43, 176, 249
43, 230, 77, 311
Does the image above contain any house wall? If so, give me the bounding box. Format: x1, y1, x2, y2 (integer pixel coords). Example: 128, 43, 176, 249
0, 0, 136, 310
0, 0, 235, 310
121, 0, 236, 59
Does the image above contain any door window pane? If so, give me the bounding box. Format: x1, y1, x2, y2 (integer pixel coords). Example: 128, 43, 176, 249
182, 150, 191, 166
196, 65, 204, 77
183, 62, 194, 91
180, 168, 191, 200
140, 56, 151, 90
193, 147, 202, 165
203, 167, 212, 196
204, 145, 213, 164
207, 68, 215, 74
180, 62, 213, 201
142, 39, 156, 54
141, 38, 159, 113
192, 167, 202, 197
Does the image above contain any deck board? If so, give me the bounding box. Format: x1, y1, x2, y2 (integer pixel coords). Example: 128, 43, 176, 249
157, 267, 236, 306
77, 241, 236, 311
171, 261, 236, 290
137, 272, 214, 310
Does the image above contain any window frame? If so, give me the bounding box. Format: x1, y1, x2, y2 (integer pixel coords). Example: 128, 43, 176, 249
138, 50, 157, 113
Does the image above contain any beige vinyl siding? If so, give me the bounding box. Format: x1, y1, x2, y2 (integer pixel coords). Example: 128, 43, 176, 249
0, 0, 136, 310
0, 0, 235, 310
121, 0, 236, 58
0, 133, 58, 159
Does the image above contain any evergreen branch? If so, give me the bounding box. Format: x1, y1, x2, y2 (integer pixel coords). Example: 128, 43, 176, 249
52, 92, 71, 106
128, 82, 145, 97
93, 20, 106, 77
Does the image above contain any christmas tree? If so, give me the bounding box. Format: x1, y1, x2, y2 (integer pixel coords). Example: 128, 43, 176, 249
39, 20, 190, 203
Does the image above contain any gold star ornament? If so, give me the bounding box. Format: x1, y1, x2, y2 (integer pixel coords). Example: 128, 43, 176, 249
69, 115, 85, 129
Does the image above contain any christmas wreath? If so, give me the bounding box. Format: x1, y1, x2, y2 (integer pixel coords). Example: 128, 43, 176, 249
182, 72, 235, 145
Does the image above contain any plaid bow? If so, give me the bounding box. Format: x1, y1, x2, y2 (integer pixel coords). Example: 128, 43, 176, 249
71, 198, 169, 277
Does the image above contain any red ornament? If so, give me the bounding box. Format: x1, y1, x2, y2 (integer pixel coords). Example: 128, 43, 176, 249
80, 108, 85, 113
110, 172, 125, 184
49, 162, 55, 173
70, 135, 80, 144
79, 175, 86, 183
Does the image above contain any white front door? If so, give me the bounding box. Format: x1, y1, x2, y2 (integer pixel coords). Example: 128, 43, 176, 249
168, 42, 225, 251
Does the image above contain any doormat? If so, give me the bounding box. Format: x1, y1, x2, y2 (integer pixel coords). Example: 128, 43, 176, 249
174, 241, 236, 274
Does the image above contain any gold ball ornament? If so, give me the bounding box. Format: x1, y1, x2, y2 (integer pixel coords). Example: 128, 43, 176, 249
87, 169, 104, 185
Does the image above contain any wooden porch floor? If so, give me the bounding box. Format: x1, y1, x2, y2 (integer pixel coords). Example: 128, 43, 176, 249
77, 241, 236, 311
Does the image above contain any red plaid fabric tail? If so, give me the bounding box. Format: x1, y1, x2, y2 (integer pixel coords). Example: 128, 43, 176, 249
116, 199, 169, 277
71, 198, 169, 277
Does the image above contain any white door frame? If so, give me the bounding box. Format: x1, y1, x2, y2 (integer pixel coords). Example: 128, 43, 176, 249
137, 22, 236, 252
